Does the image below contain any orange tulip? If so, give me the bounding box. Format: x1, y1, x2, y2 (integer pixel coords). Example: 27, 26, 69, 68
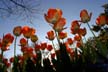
13, 26, 22, 36
22, 26, 30, 33
96, 15, 106, 26
20, 38, 27, 46
78, 28, 86, 36
80, 9, 92, 23
67, 38, 73, 45
22, 26, 30, 38
46, 30, 55, 40
58, 31, 67, 39
69, 49, 75, 59
76, 41, 82, 48
53, 17, 66, 32
65, 42, 72, 53
74, 34, 81, 41
30, 35, 38, 43
22, 26, 36, 38
66, 47, 74, 54
2, 33, 14, 47
44, 8, 62, 24
70, 20, 80, 34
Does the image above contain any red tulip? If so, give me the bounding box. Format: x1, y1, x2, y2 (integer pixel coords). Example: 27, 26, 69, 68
51, 53, 56, 59
78, 28, 87, 36
47, 44, 53, 51
10, 57, 14, 63
46, 30, 55, 40
58, 31, 67, 39
20, 38, 27, 46
35, 44, 41, 51
40, 42, 47, 50
70, 20, 80, 34
67, 38, 73, 45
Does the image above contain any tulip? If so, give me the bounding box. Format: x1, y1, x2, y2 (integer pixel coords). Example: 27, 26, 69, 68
22, 26, 35, 38
46, 30, 55, 40
10, 57, 14, 63
80, 9, 92, 23
67, 38, 73, 45
35, 44, 41, 51
96, 14, 107, 26
70, 20, 80, 34
40, 42, 47, 50
58, 31, 67, 39
47, 44, 53, 51
20, 38, 27, 46
74, 34, 81, 41
2, 33, 14, 47
53, 17, 66, 32
13, 26, 22, 36
76, 41, 82, 48
44, 8, 62, 24
78, 28, 87, 36
31, 35, 38, 43
51, 53, 56, 59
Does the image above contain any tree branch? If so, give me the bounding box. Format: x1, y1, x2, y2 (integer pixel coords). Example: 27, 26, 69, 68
10, 0, 26, 8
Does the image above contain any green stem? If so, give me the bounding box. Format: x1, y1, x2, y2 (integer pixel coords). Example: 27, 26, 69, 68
87, 22, 96, 37
14, 36, 17, 57
22, 60, 26, 72
1, 34, 4, 61
1, 50, 4, 62
54, 30, 60, 47
52, 41, 56, 51
27, 38, 29, 47
0, 50, 4, 72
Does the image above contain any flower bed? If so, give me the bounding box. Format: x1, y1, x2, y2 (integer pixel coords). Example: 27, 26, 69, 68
0, 4, 108, 72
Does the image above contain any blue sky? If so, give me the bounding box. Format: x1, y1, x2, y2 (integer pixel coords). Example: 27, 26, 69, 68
0, 0, 107, 58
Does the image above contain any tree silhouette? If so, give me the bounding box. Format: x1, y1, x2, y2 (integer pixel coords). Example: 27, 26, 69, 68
0, 0, 41, 22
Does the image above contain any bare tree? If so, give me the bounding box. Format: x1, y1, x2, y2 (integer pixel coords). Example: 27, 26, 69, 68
0, 0, 42, 22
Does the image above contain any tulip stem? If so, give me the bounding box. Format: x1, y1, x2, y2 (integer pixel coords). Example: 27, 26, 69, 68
52, 41, 56, 51
14, 36, 17, 58
1, 50, 3, 61
54, 30, 60, 47
27, 38, 29, 47
87, 22, 96, 37
13, 36, 17, 72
